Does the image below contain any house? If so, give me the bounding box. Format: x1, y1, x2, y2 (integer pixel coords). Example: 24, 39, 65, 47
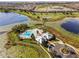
19, 28, 55, 44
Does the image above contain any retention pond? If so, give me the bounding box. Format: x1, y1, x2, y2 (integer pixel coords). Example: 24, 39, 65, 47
61, 18, 79, 34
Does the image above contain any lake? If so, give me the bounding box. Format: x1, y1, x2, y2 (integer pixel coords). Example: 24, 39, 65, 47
0, 12, 29, 26
61, 18, 79, 34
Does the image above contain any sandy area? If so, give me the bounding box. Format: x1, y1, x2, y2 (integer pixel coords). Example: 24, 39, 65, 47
0, 33, 8, 57
0, 21, 28, 32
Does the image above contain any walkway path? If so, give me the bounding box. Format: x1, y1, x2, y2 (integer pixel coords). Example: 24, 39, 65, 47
39, 44, 52, 58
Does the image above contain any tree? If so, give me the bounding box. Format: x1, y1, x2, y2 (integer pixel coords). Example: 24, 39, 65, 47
12, 24, 29, 33
37, 16, 40, 19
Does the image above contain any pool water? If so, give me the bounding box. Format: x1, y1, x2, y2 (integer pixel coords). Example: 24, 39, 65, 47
61, 19, 79, 34
0, 12, 28, 26
23, 31, 32, 36
20, 30, 33, 38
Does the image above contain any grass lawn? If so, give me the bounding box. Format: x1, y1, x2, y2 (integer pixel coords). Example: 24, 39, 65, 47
7, 31, 49, 58
11, 10, 79, 22
7, 43, 49, 58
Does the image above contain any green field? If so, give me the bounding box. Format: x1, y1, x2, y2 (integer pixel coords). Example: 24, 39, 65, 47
12, 10, 79, 21
6, 24, 49, 58
7, 43, 49, 58
8, 33, 49, 58
7, 31, 49, 58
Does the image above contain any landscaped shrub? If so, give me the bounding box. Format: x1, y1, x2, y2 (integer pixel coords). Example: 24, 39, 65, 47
12, 24, 29, 33
7, 31, 19, 44
7, 24, 30, 44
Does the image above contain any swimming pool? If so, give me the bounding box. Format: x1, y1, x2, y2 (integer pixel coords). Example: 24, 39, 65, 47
19, 30, 33, 39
